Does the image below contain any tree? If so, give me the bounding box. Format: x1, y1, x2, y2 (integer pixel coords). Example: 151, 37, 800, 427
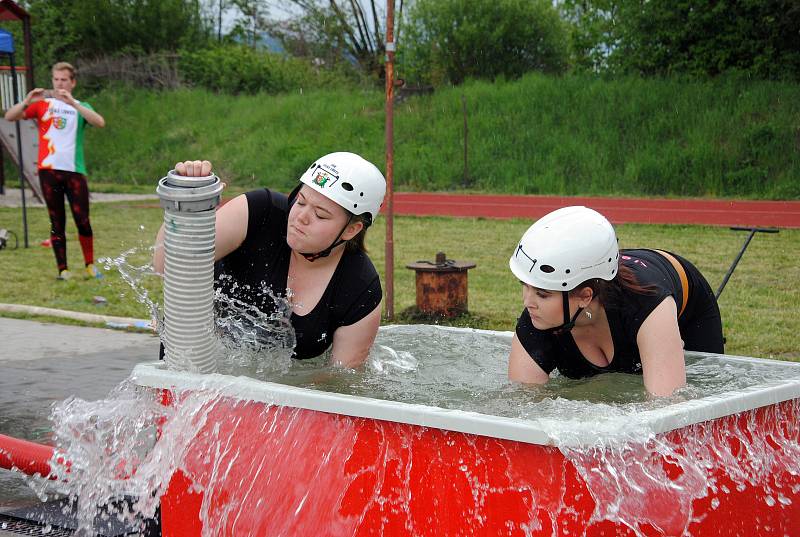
402, 0, 569, 85
200, 0, 235, 42
12, 0, 209, 85
559, 0, 800, 80
23, 0, 208, 71
230, 0, 271, 49
556, 0, 621, 73
266, 0, 405, 79
621, 0, 800, 80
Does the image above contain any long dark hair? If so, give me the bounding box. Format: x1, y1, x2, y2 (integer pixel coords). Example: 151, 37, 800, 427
569, 263, 656, 305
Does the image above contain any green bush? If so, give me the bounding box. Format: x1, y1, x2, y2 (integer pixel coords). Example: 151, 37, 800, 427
178, 45, 345, 95
85, 74, 800, 200
20, 0, 207, 83
401, 0, 569, 86
606, 0, 800, 80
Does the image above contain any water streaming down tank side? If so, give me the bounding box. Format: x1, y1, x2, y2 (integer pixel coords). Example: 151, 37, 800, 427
134, 353, 800, 537
156, 171, 223, 373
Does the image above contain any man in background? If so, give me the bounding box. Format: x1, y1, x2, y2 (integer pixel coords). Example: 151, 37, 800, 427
5, 61, 106, 280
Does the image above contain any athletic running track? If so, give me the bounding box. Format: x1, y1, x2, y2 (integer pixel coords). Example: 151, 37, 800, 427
386, 193, 800, 228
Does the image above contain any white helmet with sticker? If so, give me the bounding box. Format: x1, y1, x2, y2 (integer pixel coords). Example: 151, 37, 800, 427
298, 152, 386, 227
509, 206, 619, 291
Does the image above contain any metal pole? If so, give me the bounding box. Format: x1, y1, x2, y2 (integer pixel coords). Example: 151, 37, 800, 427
384, 0, 395, 320
0, 139, 5, 195
715, 226, 779, 299
10, 52, 28, 248
22, 17, 34, 89
462, 94, 468, 186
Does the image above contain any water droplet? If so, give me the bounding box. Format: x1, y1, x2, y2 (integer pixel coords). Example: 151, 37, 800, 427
765, 495, 776, 506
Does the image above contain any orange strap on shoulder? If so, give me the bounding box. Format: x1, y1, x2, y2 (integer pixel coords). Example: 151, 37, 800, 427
654, 249, 689, 318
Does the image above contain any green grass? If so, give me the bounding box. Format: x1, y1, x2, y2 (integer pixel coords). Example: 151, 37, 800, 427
78, 73, 800, 199
1, 203, 797, 360
0, 202, 163, 319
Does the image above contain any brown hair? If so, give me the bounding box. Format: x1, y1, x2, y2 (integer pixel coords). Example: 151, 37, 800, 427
344, 213, 369, 254
569, 263, 656, 305
52, 62, 76, 79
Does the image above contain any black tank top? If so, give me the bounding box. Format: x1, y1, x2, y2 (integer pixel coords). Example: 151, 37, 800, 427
214, 188, 382, 359
515, 249, 711, 379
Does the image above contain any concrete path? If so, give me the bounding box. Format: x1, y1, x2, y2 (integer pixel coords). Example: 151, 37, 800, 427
0, 187, 157, 208
0, 317, 158, 362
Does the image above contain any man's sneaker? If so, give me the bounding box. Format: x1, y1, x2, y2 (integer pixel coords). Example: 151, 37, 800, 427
86, 264, 103, 280
57, 269, 72, 281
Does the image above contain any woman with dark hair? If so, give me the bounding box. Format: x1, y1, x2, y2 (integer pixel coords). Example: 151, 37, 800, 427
508, 206, 724, 396
153, 152, 386, 367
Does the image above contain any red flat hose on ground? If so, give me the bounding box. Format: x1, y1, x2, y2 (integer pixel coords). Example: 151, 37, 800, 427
0, 433, 57, 478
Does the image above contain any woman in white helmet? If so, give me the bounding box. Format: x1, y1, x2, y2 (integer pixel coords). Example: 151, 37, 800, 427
508, 206, 723, 396
153, 152, 386, 367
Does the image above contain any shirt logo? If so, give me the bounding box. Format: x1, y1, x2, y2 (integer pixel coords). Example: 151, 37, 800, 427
53, 116, 67, 130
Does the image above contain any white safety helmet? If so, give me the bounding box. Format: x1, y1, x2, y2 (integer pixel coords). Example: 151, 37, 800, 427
298, 152, 386, 227
509, 206, 619, 291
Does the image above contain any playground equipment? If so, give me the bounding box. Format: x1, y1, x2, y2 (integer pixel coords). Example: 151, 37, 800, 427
0, 3, 39, 249
0, 27, 36, 248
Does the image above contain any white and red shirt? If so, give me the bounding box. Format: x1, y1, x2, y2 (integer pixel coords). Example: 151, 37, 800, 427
24, 98, 94, 175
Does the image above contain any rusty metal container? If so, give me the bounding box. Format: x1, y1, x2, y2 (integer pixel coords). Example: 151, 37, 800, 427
406, 252, 476, 317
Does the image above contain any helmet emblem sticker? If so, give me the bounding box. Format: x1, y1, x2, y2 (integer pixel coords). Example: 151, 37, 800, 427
311, 165, 339, 188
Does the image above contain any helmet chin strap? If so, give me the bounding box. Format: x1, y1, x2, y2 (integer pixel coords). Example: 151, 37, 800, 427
549, 291, 584, 333
288, 184, 352, 262
299, 216, 352, 262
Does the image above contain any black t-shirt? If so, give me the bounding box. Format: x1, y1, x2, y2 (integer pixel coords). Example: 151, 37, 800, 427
516, 249, 706, 379
214, 188, 382, 359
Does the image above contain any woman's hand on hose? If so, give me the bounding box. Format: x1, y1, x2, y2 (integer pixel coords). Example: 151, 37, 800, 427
175, 160, 212, 177
174, 160, 228, 192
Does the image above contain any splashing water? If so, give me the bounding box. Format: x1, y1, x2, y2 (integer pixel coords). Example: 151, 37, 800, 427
100, 247, 297, 374
212, 274, 295, 376
100, 247, 162, 332
21, 381, 235, 535
10, 249, 800, 537
559, 400, 800, 536
12, 324, 799, 536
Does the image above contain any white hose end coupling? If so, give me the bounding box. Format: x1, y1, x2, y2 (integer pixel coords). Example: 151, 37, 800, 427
156, 170, 224, 212
157, 170, 224, 374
